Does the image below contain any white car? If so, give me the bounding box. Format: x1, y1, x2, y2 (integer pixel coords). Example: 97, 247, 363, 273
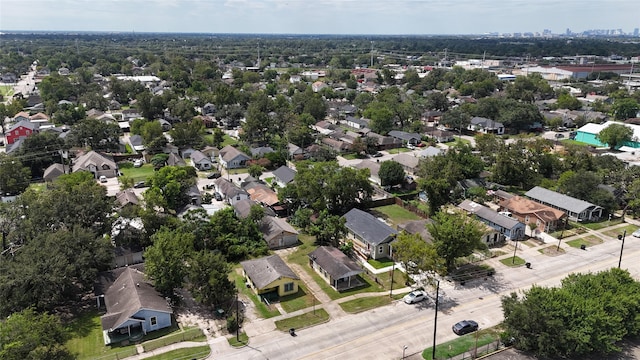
403, 290, 428, 304
632, 229, 640, 238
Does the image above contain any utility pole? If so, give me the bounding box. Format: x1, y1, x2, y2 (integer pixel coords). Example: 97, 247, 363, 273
512, 239, 519, 264
618, 230, 627, 269
432, 279, 440, 360
236, 291, 240, 341
389, 261, 395, 297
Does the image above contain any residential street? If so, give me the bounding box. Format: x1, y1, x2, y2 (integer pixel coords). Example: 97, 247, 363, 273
121, 221, 640, 360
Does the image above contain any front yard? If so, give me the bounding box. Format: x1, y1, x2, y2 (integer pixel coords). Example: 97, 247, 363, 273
274, 308, 329, 331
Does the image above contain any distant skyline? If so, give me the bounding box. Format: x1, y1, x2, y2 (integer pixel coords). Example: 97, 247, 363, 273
1, 0, 638, 35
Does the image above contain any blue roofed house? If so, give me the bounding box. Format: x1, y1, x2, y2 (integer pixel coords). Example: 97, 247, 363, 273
525, 186, 603, 222
458, 199, 526, 243
99, 267, 173, 345
343, 208, 398, 260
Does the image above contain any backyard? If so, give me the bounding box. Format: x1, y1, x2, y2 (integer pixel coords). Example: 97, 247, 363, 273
119, 164, 156, 182
370, 204, 422, 225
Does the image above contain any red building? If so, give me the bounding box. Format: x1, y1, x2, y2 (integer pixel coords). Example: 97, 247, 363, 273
6, 120, 39, 145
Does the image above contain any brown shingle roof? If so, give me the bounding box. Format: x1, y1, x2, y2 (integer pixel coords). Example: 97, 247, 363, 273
500, 195, 565, 223
241, 255, 299, 290
308, 246, 362, 279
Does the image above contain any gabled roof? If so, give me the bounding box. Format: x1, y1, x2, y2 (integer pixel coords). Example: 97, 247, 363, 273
129, 134, 144, 147
343, 208, 397, 245
166, 153, 186, 167
233, 198, 258, 219
260, 216, 299, 242
116, 189, 139, 207
525, 186, 601, 214
219, 145, 250, 162
392, 153, 420, 169
398, 219, 435, 243
272, 165, 297, 185
250, 146, 275, 157
418, 146, 444, 158
388, 130, 421, 142
241, 255, 299, 289
353, 160, 380, 177
190, 150, 210, 164
245, 182, 279, 206
309, 246, 362, 279
214, 177, 248, 198
8, 119, 39, 132
100, 267, 172, 331
72, 151, 116, 173
458, 200, 522, 229
43, 163, 69, 181
470, 117, 504, 129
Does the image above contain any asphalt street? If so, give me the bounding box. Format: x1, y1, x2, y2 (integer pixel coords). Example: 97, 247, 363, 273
209, 225, 640, 360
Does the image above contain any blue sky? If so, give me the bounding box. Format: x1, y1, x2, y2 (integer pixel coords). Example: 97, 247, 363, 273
1, 0, 638, 35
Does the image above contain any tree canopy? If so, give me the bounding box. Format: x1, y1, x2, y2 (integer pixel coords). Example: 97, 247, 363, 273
596, 123, 634, 149
379, 160, 406, 187
427, 211, 486, 272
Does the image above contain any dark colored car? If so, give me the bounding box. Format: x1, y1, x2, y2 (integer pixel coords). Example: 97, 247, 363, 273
372, 152, 383, 158
133, 181, 148, 188
452, 320, 478, 335
214, 192, 223, 201
207, 172, 222, 179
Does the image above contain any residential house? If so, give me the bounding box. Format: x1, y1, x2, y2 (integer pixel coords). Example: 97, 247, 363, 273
322, 137, 351, 152
5, 120, 39, 145
250, 146, 275, 158
241, 255, 299, 298
190, 150, 213, 171
429, 129, 455, 143
43, 163, 69, 182
245, 182, 279, 207
163, 143, 179, 155
233, 198, 259, 219
392, 153, 420, 175
72, 151, 118, 179
308, 246, 364, 291
202, 103, 216, 115
98, 267, 173, 345
352, 160, 381, 185
468, 117, 505, 135
397, 219, 435, 243
422, 110, 443, 122
260, 216, 299, 249
200, 146, 219, 161
287, 143, 304, 159
166, 153, 186, 167
344, 116, 370, 130
499, 195, 567, 233
112, 246, 144, 268
180, 147, 196, 160
312, 81, 328, 92
313, 120, 338, 135
458, 199, 525, 241
122, 109, 142, 122
525, 186, 603, 222
12, 111, 31, 123
116, 189, 140, 209
272, 165, 297, 188
186, 185, 202, 206
343, 208, 398, 260
418, 146, 444, 158
365, 132, 403, 150
213, 178, 249, 205
219, 145, 250, 169
158, 119, 172, 131
129, 135, 145, 152
388, 130, 422, 146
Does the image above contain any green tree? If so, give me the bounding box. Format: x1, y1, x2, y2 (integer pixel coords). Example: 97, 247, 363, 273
248, 164, 264, 178
0, 154, 31, 195
145, 166, 197, 212
379, 160, 406, 187
212, 128, 225, 148
0, 308, 73, 360
308, 210, 346, 247
67, 118, 121, 152
440, 107, 470, 137
188, 251, 235, 308
556, 92, 582, 110
611, 98, 639, 120
392, 232, 444, 278
364, 102, 394, 135
144, 228, 195, 296
140, 120, 164, 146
596, 123, 634, 149
428, 211, 485, 272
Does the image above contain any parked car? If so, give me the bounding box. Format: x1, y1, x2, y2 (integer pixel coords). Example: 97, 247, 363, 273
99, 175, 108, 183
452, 320, 478, 335
207, 172, 222, 179
632, 229, 640, 238
133, 181, 147, 188
372, 152, 383, 158
554, 133, 565, 139
133, 159, 143, 168
403, 290, 428, 304
557, 126, 568, 131
214, 192, 223, 201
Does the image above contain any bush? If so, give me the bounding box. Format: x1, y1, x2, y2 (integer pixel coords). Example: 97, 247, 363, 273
119, 161, 134, 169
227, 315, 238, 333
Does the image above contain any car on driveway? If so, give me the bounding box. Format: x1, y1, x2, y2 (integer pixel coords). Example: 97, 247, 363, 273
207, 172, 221, 179
403, 290, 428, 304
214, 192, 223, 201
133, 181, 147, 189
632, 229, 640, 238
372, 152, 383, 158
452, 320, 478, 335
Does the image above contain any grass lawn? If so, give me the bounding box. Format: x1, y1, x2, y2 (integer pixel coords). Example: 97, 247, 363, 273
582, 219, 623, 230
0, 84, 14, 97
144, 346, 210, 360
231, 268, 280, 318
65, 310, 139, 360
339, 296, 392, 313
371, 204, 421, 225
28, 182, 47, 192
342, 153, 361, 160
566, 235, 603, 249
603, 225, 638, 239
538, 246, 565, 256
279, 284, 319, 313
120, 164, 156, 182
274, 308, 329, 331
500, 256, 526, 267
367, 257, 394, 269
142, 327, 205, 351
422, 328, 501, 360
227, 332, 249, 347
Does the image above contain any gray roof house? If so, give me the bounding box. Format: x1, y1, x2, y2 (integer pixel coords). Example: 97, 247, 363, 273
72, 151, 118, 179
397, 219, 435, 243
525, 186, 603, 222
458, 199, 526, 241
388, 130, 422, 145
233, 198, 258, 219
219, 145, 250, 169
250, 146, 275, 158
392, 153, 420, 175
241, 255, 299, 297
43, 163, 69, 182
166, 152, 186, 167
190, 150, 213, 171
129, 135, 145, 151
271, 165, 297, 188
418, 146, 445, 158
260, 216, 299, 249
344, 208, 398, 260
309, 246, 364, 291
352, 160, 381, 185
213, 178, 249, 205
99, 267, 173, 345
468, 117, 505, 135
344, 116, 370, 130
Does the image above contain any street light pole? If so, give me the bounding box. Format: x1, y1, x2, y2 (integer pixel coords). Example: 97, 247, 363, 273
432, 279, 440, 360
618, 230, 627, 269
402, 345, 408, 360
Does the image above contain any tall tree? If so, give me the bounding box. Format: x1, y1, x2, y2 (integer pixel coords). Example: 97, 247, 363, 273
379, 160, 406, 187
144, 228, 195, 296
187, 251, 235, 308
596, 123, 634, 149
0, 154, 31, 195
392, 232, 444, 279
428, 211, 485, 272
